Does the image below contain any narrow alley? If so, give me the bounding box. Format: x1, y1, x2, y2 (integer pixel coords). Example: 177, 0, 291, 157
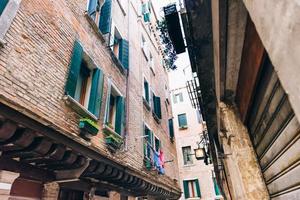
0, 0, 299, 200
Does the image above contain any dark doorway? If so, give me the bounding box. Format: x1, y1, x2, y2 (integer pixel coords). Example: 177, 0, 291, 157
58, 188, 84, 200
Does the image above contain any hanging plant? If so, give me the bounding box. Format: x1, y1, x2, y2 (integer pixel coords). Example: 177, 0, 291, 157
156, 19, 177, 70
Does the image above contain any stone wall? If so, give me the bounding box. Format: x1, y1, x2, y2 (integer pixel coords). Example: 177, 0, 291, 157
220, 102, 269, 200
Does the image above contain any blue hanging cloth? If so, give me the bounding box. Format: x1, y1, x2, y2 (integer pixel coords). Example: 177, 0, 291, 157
153, 151, 160, 168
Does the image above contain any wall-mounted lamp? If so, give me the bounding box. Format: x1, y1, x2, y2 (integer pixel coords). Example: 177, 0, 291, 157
194, 147, 206, 160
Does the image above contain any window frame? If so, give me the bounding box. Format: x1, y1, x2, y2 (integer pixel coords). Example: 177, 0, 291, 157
182, 146, 193, 165
183, 179, 201, 198
178, 113, 188, 129
73, 60, 93, 108
173, 92, 183, 104
141, 34, 148, 60
143, 123, 153, 160
154, 134, 160, 152
87, 0, 105, 25
104, 78, 124, 133
143, 76, 150, 103
64, 40, 104, 120
149, 52, 154, 71
0, 0, 22, 46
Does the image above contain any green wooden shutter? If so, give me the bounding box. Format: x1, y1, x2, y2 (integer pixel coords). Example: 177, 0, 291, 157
168, 119, 174, 140
119, 39, 129, 69
144, 13, 150, 22
144, 81, 149, 102
88, 0, 97, 19
65, 40, 83, 97
99, 0, 112, 34
142, 3, 146, 14
213, 178, 221, 196
143, 124, 147, 157
115, 96, 125, 135
183, 181, 190, 198
142, 2, 150, 23
155, 96, 162, 119
88, 68, 104, 118
195, 179, 201, 197
0, 0, 8, 16
150, 131, 154, 146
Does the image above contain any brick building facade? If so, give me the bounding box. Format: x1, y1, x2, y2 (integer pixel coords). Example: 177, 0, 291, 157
0, 0, 180, 199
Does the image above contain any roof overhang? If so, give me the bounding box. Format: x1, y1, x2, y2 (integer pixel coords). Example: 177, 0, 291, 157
0, 102, 181, 199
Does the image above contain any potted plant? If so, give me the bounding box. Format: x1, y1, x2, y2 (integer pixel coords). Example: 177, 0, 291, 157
79, 118, 99, 140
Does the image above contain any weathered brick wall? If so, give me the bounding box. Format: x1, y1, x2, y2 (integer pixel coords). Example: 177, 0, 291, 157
0, 0, 179, 194
126, 1, 179, 180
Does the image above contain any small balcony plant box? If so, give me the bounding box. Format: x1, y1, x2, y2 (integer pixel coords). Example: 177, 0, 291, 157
103, 125, 123, 150
105, 135, 123, 149
79, 118, 99, 140
144, 158, 152, 170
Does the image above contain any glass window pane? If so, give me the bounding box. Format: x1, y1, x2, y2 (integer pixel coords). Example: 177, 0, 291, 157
178, 113, 187, 127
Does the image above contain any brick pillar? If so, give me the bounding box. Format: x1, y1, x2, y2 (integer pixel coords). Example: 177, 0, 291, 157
9, 177, 43, 200
0, 171, 19, 200
42, 182, 60, 200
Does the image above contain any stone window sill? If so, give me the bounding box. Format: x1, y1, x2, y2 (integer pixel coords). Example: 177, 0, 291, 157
150, 66, 155, 76
116, 0, 126, 16
63, 95, 98, 121
107, 47, 127, 75
143, 98, 151, 111
179, 126, 188, 130
152, 112, 161, 124
183, 163, 195, 168
84, 13, 106, 43
141, 47, 149, 61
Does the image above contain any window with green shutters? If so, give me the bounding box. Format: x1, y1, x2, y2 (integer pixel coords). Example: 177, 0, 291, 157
152, 93, 162, 120
105, 82, 125, 135
141, 2, 151, 23
110, 26, 130, 70
143, 124, 153, 159
0, 0, 8, 16
99, 0, 112, 34
178, 113, 188, 128
168, 118, 174, 142
213, 177, 221, 196
65, 40, 104, 118
118, 39, 129, 69
154, 136, 160, 152
183, 179, 201, 199
143, 78, 150, 103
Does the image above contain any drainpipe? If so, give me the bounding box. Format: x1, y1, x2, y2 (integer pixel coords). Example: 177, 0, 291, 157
124, 0, 130, 151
